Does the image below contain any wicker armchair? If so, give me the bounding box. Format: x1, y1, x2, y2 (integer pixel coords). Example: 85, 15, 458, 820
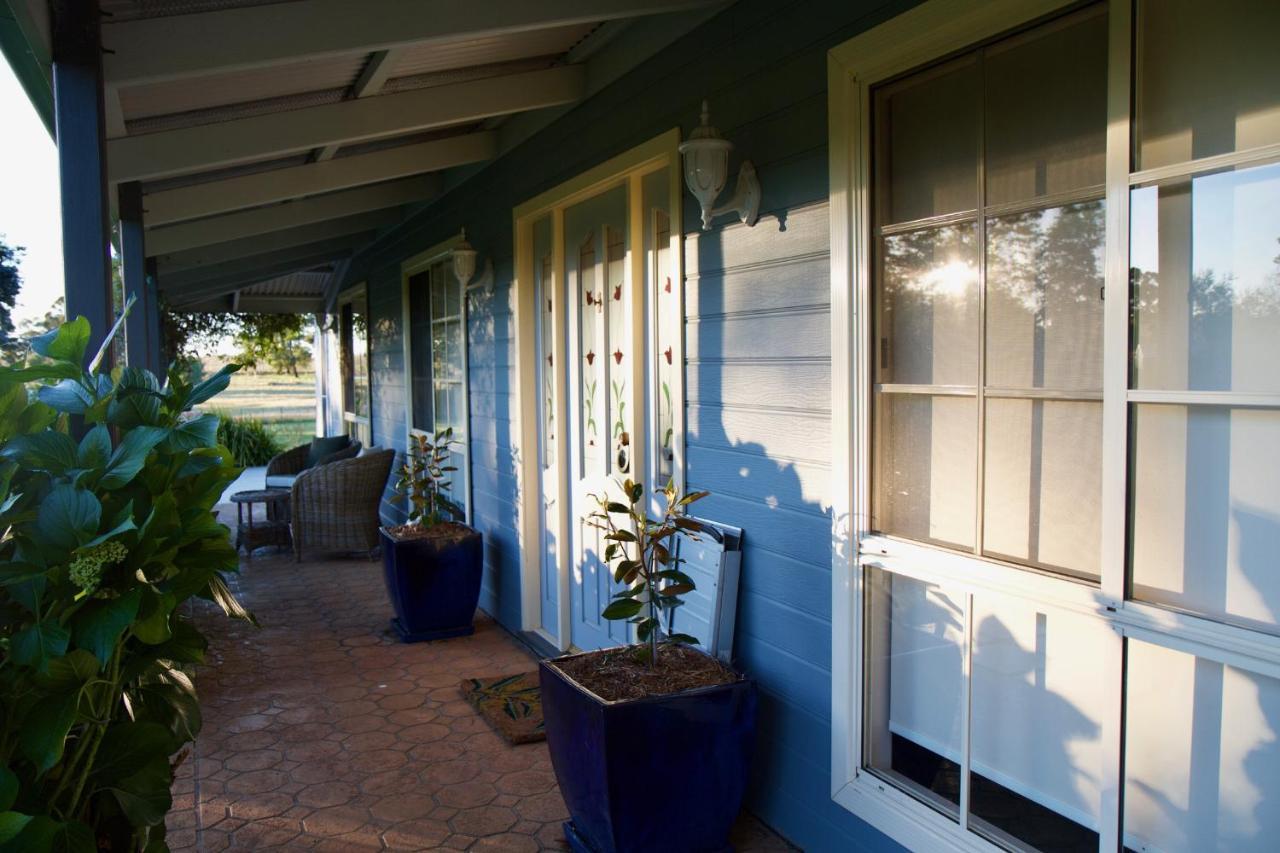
265, 439, 361, 488
291, 448, 394, 562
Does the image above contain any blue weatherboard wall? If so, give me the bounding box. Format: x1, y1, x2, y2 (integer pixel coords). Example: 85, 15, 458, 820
342, 1, 919, 849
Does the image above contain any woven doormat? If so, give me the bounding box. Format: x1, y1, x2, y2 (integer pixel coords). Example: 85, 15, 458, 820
459, 672, 546, 745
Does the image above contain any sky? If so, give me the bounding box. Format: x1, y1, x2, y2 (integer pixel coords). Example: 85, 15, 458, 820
1, 57, 64, 325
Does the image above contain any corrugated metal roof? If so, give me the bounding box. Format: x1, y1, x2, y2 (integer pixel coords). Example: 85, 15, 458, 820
242, 270, 331, 297
118, 53, 365, 121
385, 23, 596, 78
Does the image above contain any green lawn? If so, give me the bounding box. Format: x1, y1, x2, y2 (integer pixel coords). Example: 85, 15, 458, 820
202, 368, 319, 453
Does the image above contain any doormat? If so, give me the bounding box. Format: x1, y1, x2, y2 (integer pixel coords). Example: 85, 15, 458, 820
459, 672, 546, 745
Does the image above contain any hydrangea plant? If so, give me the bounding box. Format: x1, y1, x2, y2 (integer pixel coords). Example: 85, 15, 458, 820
0, 312, 252, 852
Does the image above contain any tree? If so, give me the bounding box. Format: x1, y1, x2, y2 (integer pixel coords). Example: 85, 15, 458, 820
234, 313, 314, 376
0, 239, 23, 359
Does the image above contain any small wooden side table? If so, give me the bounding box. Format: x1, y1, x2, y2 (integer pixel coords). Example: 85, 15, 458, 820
231, 488, 292, 559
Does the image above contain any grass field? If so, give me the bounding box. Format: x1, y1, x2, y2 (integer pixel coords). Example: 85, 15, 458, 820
202, 368, 317, 450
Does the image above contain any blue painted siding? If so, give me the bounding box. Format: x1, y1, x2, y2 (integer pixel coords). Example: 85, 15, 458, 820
339, 1, 927, 849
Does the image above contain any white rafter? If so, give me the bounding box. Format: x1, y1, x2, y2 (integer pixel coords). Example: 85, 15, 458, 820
144, 132, 495, 226
102, 0, 720, 86
146, 175, 439, 255
108, 65, 583, 182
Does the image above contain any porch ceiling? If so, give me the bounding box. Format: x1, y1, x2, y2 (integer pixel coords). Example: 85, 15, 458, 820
67, 0, 726, 313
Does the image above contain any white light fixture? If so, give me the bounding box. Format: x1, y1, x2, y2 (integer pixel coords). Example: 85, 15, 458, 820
679, 100, 760, 230
452, 228, 478, 285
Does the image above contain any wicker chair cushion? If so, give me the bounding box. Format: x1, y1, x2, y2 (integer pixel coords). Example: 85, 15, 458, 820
265, 474, 297, 488
305, 435, 350, 468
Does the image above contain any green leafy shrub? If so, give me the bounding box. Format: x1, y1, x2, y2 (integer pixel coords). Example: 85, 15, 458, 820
590, 478, 708, 665
0, 315, 252, 852
212, 412, 282, 467
392, 428, 462, 529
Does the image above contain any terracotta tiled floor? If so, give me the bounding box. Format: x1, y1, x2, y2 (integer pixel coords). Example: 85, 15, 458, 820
167, 549, 793, 851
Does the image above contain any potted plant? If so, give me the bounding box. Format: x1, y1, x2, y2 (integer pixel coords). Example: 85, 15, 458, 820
380, 428, 483, 642
539, 479, 758, 853
0, 313, 253, 852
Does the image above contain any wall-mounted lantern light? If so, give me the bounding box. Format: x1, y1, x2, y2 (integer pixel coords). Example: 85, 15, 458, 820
452, 229, 478, 286
679, 100, 760, 230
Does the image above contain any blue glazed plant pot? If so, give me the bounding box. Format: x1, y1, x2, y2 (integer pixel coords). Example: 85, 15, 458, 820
539, 651, 758, 853
379, 526, 483, 642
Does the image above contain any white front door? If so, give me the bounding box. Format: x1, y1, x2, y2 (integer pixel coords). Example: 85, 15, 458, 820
563, 183, 635, 651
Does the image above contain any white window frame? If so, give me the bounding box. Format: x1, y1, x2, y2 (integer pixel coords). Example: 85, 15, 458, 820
401, 234, 473, 524
336, 283, 371, 445
511, 129, 685, 641
828, 1, 1280, 851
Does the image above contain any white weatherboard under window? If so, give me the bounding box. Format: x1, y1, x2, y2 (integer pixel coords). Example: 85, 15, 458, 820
828, 1, 1280, 852
402, 243, 471, 523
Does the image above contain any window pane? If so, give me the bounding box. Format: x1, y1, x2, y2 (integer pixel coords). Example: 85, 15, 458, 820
875, 59, 979, 224
1135, 0, 1280, 170
605, 225, 629, 474
879, 223, 979, 386
431, 267, 447, 321
986, 201, 1105, 391
968, 595, 1108, 850
408, 272, 433, 432
984, 8, 1106, 206
1124, 639, 1280, 852
983, 399, 1101, 579
874, 393, 976, 549
446, 269, 461, 317
1131, 163, 1280, 393
1130, 404, 1280, 634
865, 567, 964, 819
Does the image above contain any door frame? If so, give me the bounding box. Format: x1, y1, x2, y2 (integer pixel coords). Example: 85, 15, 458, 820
512, 128, 684, 647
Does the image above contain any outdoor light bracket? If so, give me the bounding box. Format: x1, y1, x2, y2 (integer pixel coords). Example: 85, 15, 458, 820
679, 100, 761, 231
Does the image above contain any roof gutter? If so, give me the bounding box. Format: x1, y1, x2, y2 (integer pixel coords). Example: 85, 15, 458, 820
0, 0, 55, 139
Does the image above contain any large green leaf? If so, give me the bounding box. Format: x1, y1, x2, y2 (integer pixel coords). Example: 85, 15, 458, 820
0, 768, 16, 812
107, 371, 164, 429
36, 380, 94, 415
98, 426, 168, 490
36, 485, 101, 551
30, 317, 90, 364
0, 813, 31, 846
159, 414, 219, 453
133, 590, 175, 645
19, 691, 79, 774
35, 650, 99, 693
11, 622, 70, 672
0, 432, 78, 473
105, 757, 172, 828
76, 425, 112, 470
73, 589, 142, 667
92, 721, 177, 785
184, 364, 240, 409
0, 815, 94, 853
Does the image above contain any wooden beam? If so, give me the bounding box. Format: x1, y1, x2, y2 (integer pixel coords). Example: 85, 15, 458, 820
52, 0, 114, 360
144, 131, 494, 225
153, 209, 399, 272
108, 65, 583, 182
146, 175, 436, 255
314, 48, 400, 161
102, 0, 718, 86
162, 233, 371, 291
